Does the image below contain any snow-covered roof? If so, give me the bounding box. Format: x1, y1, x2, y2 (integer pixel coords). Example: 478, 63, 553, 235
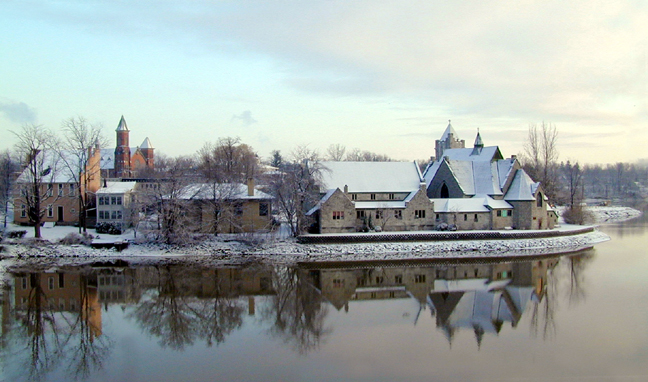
435, 146, 502, 162
431, 195, 512, 213
140, 137, 153, 149
177, 183, 272, 200
100, 149, 115, 170
497, 159, 516, 189
504, 170, 539, 201
440, 121, 459, 141
319, 161, 423, 193
17, 150, 91, 184
307, 188, 338, 215
96, 181, 137, 194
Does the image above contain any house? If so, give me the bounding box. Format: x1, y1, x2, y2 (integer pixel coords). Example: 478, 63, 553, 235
307, 161, 436, 233
100, 116, 154, 179
423, 124, 556, 230
176, 179, 274, 233
96, 181, 138, 228
14, 147, 101, 226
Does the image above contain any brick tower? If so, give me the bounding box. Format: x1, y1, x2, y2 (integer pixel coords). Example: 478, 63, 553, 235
114, 116, 131, 178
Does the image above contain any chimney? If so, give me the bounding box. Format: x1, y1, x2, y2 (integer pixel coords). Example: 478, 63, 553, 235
343, 185, 348, 194
247, 178, 254, 197
511, 155, 517, 160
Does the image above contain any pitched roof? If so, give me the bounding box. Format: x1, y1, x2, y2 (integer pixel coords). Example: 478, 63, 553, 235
17, 150, 91, 184
440, 120, 459, 140
319, 161, 423, 193
177, 183, 272, 200
140, 137, 153, 149
100, 149, 115, 170
504, 170, 539, 201
431, 195, 512, 213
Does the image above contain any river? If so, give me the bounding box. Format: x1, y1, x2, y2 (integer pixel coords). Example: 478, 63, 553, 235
1, 212, 647, 382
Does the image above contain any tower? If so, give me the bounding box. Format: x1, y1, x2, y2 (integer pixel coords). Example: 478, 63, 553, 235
435, 120, 465, 160
114, 116, 131, 178
471, 130, 484, 156
139, 137, 155, 169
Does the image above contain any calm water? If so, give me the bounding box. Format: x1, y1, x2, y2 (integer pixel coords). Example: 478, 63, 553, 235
1, 213, 647, 382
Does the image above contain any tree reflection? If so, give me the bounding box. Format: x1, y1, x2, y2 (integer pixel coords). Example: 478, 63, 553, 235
5, 271, 110, 381
566, 252, 595, 306
260, 266, 331, 354
129, 265, 245, 350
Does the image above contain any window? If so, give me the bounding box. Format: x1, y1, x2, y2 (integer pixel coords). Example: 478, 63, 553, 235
69, 184, 75, 197
59, 298, 66, 310
415, 274, 426, 283
375, 210, 384, 219
395, 210, 402, 219
235, 203, 243, 216
58, 273, 65, 288
474, 214, 478, 222
333, 279, 344, 288
332, 211, 344, 220
537, 193, 543, 208
98, 211, 104, 220
58, 184, 63, 196
464, 214, 468, 221
497, 210, 502, 217
48, 277, 54, 290
415, 210, 426, 219
111, 196, 117, 205
357, 277, 366, 287
116, 211, 123, 220
22, 277, 28, 289
47, 184, 53, 197
356, 210, 366, 219
111, 211, 117, 219
259, 202, 269, 216
351, 194, 357, 200
436, 213, 440, 220
370, 194, 376, 200
389, 193, 395, 200
376, 276, 384, 284
394, 275, 402, 284
21, 204, 26, 218
117, 196, 122, 205
99, 196, 104, 205
47, 204, 53, 218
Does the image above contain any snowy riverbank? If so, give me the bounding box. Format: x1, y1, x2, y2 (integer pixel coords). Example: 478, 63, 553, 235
1, 205, 640, 265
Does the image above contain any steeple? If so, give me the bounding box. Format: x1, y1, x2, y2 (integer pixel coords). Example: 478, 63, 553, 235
435, 119, 465, 160
471, 130, 484, 156
116, 115, 129, 131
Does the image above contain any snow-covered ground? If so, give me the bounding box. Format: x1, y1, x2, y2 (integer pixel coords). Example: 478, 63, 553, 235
555, 205, 643, 224
1, 205, 641, 265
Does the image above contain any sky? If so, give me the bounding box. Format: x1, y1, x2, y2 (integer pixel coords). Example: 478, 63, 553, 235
1, 0, 647, 165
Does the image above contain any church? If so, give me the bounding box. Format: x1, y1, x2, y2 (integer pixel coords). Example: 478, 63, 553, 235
100, 116, 155, 179
306, 121, 557, 234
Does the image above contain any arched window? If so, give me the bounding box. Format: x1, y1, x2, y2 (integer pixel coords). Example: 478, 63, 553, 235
536, 192, 543, 207
440, 183, 449, 198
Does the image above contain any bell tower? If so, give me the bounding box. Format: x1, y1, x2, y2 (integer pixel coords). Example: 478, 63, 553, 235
114, 116, 131, 178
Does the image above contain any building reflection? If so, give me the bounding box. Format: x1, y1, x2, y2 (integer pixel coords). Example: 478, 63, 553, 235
300, 256, 561, 346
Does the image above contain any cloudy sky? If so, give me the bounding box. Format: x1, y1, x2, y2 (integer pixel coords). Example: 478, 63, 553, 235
1, 1, 646, 164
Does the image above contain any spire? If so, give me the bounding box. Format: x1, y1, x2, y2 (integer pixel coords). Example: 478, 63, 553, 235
471, 130, 484, 155
116, 115, 129, 131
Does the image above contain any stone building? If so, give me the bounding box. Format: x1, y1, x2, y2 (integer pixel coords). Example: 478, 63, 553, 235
306, 161, 436, 233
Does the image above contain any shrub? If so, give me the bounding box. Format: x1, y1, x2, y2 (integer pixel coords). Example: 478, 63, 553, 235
562, 205, 594, 225
96, 222, 123, 235
58, 232, 93, 245
8, 230, 27, 239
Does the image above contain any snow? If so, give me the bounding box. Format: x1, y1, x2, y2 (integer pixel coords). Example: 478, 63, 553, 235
2, 206, 641, 266
504, 170, 537, 201
96, 181, 137, 194
556, 205, 643, 224
319, 161, 423, 193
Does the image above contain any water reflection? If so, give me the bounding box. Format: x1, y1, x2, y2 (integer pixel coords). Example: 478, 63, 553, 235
1, 252, 594, 381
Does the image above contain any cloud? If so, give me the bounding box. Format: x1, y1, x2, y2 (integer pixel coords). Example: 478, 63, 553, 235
230, 110, 257, 126
0, 99, 37, 124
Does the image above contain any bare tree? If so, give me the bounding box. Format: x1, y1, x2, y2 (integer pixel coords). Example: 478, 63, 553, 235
198, 137, 258, 184
522, 122, 559, 201
0, 149, 19, 228
12, 124, 58, 238
325, 144, 346, 161
344, 147, 391, 162
58, 116, 105, 233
